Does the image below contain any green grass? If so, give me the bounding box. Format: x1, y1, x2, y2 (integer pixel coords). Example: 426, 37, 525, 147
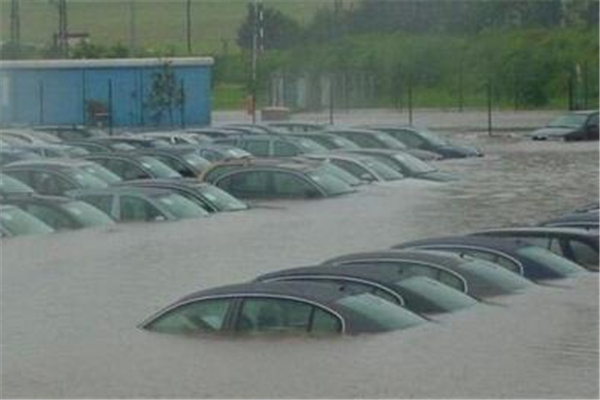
212, 82, 246, 110
1, 0, 338, 55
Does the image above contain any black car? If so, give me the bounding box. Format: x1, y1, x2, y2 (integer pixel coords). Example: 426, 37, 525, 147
139, 281, 428, 336
341, 149, 457, 182
393, 236, 585, 281
539, 209, 599, 230
69, 186, 209, 222
2, 159, 121, 196
0, 204, 55, 237
358, 124, 482, 159
255, 263, 479, 316
528, 110, 599, 141
322, 249, 533, 299
2, 194, 115, 231
114, 178, 248, 213
82, 153, 182, 181
471, 227, 598, 271
202, 159, 356, 200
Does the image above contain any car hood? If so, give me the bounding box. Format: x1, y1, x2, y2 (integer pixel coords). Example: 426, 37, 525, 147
528, 127, 576, 140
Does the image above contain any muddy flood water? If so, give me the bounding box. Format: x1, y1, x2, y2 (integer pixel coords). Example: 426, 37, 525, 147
1, 112, 599, 398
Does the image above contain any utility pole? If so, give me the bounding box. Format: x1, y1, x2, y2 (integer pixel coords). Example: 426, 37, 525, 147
186, 0, 192, 54
57, 0, 68, 56
250, 0, 264, 123
129, 0, 137, 56
10, 0, 20, 51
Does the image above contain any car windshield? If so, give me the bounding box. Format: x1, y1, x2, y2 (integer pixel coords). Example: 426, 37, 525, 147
374, 132, 407, 149
307, 166, 355, 196
183, 153, 211, 171
81, 164, 123, 184
195, 184, 248, 211
155, 193, 208, 219
137, 156, 182, 178
0, 174, 34, 194
0, 207, 54, 235
357, 156, 404, 180
337, 292, 426, 331
65, 169, 110, 189
416, 128, 448, 146
320, 162, 363, 186
517, 246, 583, 277
294, 138, 329, 154
392, 152, 437, 174
461, 258, 533, 292
60, 201, 115, 227
395, 276, 478, 313
547, 114, 588, 128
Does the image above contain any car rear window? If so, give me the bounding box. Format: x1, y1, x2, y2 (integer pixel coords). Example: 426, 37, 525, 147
516, 246, 584, 277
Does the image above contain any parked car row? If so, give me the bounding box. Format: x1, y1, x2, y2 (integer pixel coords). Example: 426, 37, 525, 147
1, 122, 479, 237
139, 204, 597, 337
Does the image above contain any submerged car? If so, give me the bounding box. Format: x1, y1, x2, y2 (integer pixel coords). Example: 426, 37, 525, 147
132, 147, 212, 178
69, 186, 209, 222
0, 204, 55, 237
201, 159, 356, 200
215, 134, 328, 158
471, 227, 599, 271
0, 173, 36, 198
255, 263, 479, 316
393, 235, 585, 281
2, 159, 121, 196
115, 178, 248, 213
528, 110, 599, 141
322, 249, 533, 299
341, 149, 456, 182
2, 194, 115, 231
357, 124, 482, 159
139, 281, 428, 336
539, 209, 599, 230
303, 153, 404, 183
83, 153, 182, 181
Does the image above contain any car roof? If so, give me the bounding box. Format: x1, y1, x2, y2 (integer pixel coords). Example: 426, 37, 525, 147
115, 178, 210, 189
323, 248, 471, 268
206, 157, 322, 173
392, 235, 535, 254
472, 226, 598, 238
2, 158, 99, 169
69, 186, 177, 197
2, 194, 74, 205
175, 280, 363, 307
131, 145, 199, 155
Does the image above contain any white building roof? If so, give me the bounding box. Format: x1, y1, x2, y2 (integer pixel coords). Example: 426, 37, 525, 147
0, 57, 214, 70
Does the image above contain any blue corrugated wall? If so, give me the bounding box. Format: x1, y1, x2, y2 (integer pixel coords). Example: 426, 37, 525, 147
0, 63, 211, 128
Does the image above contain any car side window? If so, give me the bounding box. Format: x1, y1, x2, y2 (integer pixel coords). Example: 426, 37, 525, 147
100, 159, 147, 180
244, 140, 270, 157
147, 298, 233, 333
332, 159, 371, 179
154, 155, 194, 178
567, 239, 598, 268
310, 308, 342, 333
217, 171, 270, 198
272, 172, 316, 197
79, 195, 114, 216
344, 133, 379, 148
31, 171, 74, 195
274, 141, 299, 156
120, 195, 164, 222
398, 132, 426, 148
457, 249, 521, 274
236, 298, 313, 333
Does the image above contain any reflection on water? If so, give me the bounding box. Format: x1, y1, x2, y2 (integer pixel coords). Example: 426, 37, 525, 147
1, 130, 598, 398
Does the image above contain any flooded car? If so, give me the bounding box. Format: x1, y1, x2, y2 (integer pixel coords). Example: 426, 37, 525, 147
539, 209, 599, 230
528, 110, 599, 141
393, 236, 585, 281
471, 227, 599, 271
139, 281, 428, 335
322, 249, 533, 299
255, 263, 479, 316
83, 153, 182, 181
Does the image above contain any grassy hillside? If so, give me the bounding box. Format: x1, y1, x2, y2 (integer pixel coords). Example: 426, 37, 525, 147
0, 0, 330, 55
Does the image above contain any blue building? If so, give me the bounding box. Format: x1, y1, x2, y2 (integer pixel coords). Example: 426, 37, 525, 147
0, 57, 213, 128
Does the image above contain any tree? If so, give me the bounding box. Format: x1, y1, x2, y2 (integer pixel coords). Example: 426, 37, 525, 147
237, 3, 304, 51
144, 62, 184, 126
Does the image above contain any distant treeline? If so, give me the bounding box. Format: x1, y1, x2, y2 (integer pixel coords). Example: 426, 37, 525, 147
221, 0, 599, 109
